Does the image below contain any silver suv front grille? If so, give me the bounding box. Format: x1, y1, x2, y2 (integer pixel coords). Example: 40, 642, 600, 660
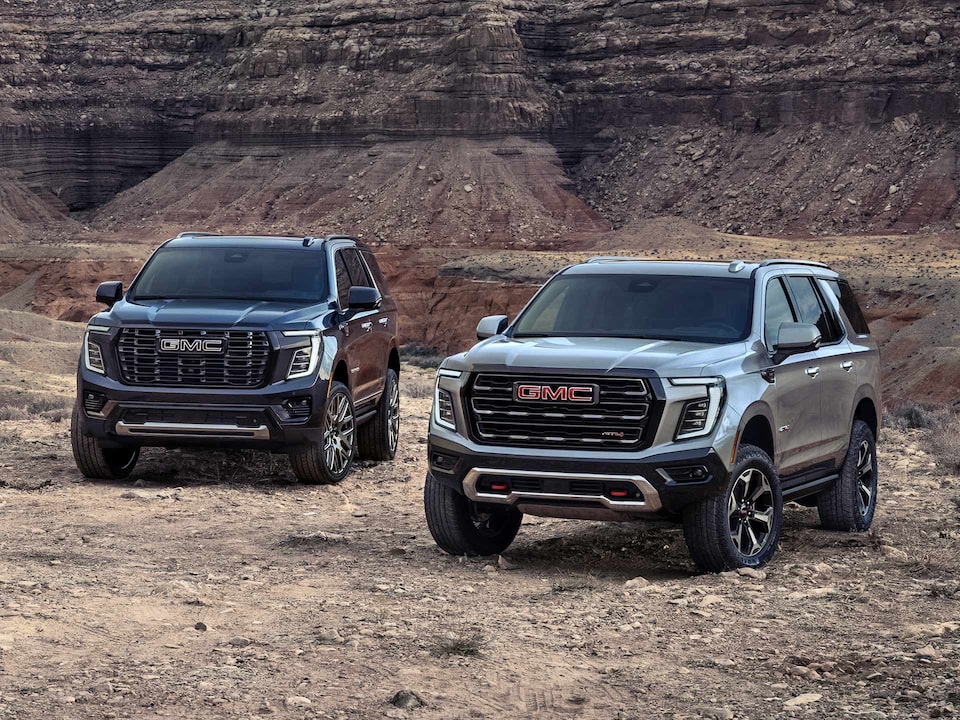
466, 373, 652, 450
117, 329, 272, 388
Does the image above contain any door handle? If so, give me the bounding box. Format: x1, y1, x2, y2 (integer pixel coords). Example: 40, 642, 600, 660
805, 367, 820, 378
378, 318, 389, 326
339, 322, 349, 336
841, 361, 854, 372
361, 322, 373, 332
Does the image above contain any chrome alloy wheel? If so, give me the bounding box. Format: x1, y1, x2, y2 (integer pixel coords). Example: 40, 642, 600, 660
323, 393, 355, 475
855, 439, 876, 518
727, 468, 776, 557
388, 380, 400, 452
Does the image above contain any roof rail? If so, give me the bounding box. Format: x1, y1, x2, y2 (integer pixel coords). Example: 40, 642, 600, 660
586, 256, 648, 264
759, 259, 832, 270
175, 231, 221, 239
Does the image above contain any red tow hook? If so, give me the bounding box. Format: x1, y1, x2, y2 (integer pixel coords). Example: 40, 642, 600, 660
609, 489, 630, 498
490, 483, 509, 492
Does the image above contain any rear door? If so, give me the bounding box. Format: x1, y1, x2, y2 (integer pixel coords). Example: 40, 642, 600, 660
764, 275, 823, 475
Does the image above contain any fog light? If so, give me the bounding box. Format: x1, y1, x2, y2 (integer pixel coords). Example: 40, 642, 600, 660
661, 465, 712, 484
430, 452, 459, 473
283, 397, 312, 419
83, 391, 107, 416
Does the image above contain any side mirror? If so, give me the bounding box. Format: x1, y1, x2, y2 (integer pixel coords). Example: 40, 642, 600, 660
96, 281, 123, 308
348, 286, 381, 310
477, 315, 509, 340
773, 322, 821, 364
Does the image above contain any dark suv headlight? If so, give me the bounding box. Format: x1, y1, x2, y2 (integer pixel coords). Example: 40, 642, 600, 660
282, 330, 322, 380
83, 324, 111, 375
669, 377, 725, 440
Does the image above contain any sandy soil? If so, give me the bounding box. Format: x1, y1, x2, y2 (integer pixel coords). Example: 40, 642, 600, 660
0, 359, 958, 720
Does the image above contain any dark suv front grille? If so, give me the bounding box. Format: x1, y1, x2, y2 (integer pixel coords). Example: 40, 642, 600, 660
467, 373, 652, 450
117, 329, 272, 388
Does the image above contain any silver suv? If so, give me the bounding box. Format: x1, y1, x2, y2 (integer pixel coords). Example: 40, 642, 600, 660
424, 258, 880, 572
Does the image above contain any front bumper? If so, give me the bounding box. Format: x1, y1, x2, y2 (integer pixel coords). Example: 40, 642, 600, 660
77, 365, 330, 450
428, 433, 730, 518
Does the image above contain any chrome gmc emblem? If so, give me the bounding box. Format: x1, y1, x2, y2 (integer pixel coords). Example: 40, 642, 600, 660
514, 383, 598, 404
158, 338, 224, 353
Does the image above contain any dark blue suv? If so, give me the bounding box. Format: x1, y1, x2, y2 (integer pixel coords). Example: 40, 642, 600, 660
72, 232, 401, 484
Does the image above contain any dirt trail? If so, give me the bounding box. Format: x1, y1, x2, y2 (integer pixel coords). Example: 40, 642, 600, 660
0, 363, 958, 719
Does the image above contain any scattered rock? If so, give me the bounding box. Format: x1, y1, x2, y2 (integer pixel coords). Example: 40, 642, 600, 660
228, 636, 253, 647
463, 184, 473, 193
285, 696, 312, 708
194, 621, 207, 632
736, 567, 766, 581
784, 693, 822, 707
389, 689, 426, 709
836, 0, 856, 13
624, 576, 649, 588
317, 628, 342, 643
695, 707, 734, 720
925, 31, 942, 46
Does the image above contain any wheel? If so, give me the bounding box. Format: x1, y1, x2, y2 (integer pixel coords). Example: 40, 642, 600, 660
357, 369, 400, 461
817, 420, 878, 531
289, 382, 356, 484
70, 404, 140, 480
682, 444, 784, 573
423, 473, 523, 556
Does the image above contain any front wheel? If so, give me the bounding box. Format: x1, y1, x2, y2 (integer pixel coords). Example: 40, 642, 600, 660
682, 444, 784, 573
70, 405, 140, 480
289, 382, 356, 484
423, 473, 523, 556
817, 420, 878, 531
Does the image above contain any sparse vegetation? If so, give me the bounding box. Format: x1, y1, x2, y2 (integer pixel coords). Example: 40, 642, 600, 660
401, 375, 434, 399
929, 413, 960, 474
428, 629, 486, 658
887, 402, 942, 430
400, 343, 444, 370
551, 576, 599, 593
0, 390, 72, 422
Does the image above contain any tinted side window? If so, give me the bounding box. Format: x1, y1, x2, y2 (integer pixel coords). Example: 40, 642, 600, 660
786, 276, 842, 344
334, 251, 352, 308
825, 279, 870, 335
361, 249, 388, 291
343, 249, 373, 288
764, 277, 797, 348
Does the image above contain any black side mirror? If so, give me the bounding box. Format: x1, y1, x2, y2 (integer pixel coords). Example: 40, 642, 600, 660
476, 315, 509, 340
348, 286, 381, 310
96, 281, 123, 308
773, 322, 821, 364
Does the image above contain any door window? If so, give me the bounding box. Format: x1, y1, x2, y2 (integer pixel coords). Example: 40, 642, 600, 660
343, 249, 374, 288
786, 276, 843, 344
334, 251, 352, 309
764, 277, 797, 348
824, 279, 870, 335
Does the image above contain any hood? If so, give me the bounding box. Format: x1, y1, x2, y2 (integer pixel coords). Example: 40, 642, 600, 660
101, 298, 327, 329
454, 335, 748, 376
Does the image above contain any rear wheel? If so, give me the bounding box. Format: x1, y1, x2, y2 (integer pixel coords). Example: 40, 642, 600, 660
682, 444, 783, 573
70, 404, 139, 480
357, 369, 400, 461
817, 420, 878, 531
423, 473, 522, 556
289, 382, 355, 484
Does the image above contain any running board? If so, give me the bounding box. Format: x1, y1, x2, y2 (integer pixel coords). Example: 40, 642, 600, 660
782, 473, 839, 502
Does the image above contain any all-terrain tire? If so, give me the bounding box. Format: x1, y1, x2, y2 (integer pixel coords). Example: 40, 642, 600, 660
817, 420, 878, 531
289, 382, 356, 485
682, 444, 784, 573
424, 473, 522, 556
357, 369, 400, 462
70, 404, 140, 480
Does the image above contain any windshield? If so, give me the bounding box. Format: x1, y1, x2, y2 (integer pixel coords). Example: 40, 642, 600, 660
511, 273, 754, 344
130, 247, 329, 303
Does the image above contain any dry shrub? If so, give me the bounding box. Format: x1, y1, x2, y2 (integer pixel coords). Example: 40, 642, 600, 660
401, 375, 434, 399
400, 343, 444, 370
428, 629, 486, 657
887, 402, 942, 430
929, 413, 960, 474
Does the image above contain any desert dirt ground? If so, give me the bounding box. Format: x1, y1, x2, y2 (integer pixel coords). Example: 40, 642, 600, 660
0, 353, 959, 719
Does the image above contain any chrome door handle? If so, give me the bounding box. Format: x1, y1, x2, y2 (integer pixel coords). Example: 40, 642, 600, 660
378, 318, 389, 326
361, 322, 373, 331
841, 361, 854, 372
805, 367, 820, 378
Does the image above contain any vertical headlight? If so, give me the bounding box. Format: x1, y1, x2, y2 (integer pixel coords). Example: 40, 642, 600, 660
434, 368, 461, 430
283, 330, 322, 380
669, 377, 725, 440
84, 325, 110, 375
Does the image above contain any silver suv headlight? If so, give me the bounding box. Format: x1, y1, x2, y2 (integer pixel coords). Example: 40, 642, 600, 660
83, 324, 111, 375
283, 330, 322, 380
669, 377, 725, 440
434, 368, 461, 430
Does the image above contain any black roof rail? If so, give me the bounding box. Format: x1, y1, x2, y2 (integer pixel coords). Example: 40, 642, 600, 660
758, 259, 832, 270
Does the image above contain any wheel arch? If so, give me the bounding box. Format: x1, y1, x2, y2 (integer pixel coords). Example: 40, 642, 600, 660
734, 404, 776, 464
388, 345, 400, 376
852, 389, 879, 441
